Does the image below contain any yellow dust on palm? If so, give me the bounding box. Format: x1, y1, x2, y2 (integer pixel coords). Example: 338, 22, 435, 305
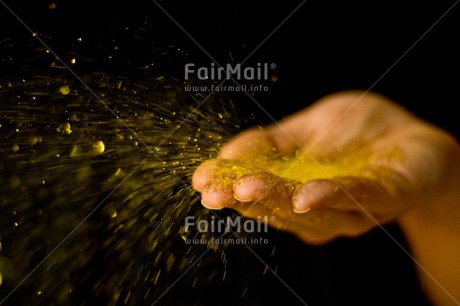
210, 142, 402, 185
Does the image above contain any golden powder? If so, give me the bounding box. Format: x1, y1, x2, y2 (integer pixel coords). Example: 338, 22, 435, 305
209, 140, 403, 192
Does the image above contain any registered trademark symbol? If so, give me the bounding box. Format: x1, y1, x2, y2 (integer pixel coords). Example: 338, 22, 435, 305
270, 216, 276, 222
270, 63, 276, 69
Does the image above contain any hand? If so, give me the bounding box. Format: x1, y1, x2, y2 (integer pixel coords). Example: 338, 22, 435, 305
192, 91, 459, 245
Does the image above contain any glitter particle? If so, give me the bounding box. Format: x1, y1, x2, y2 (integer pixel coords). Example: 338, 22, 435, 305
92, 141, 105, 155
59, 85, 70, 95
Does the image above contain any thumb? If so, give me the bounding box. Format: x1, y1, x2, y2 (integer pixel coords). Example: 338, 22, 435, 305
219, 127, 279, 159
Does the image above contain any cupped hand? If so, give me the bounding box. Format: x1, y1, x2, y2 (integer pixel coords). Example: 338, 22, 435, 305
192, 91, 459, 244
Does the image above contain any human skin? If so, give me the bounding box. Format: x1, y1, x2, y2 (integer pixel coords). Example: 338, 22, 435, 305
192, 91, 460, 306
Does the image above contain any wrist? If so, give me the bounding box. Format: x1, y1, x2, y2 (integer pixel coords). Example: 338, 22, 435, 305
396, 154, 460, 306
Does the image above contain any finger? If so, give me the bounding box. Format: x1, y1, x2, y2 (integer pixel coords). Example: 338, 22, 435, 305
294, 208, 375, 244
230, 202, 285, 229
292, 177, 395, 220
265, 109, 314, 155
219, 128, 277, 159
199, 160, 241, 209
193, 157, 252, 193
196, 158, 261, 209
201, 180, 236, 209
263, 94, 353, 155
233, 172, 285, 202
265, 91, 406, 155
192, 159, 219, 192
233, 172, 298, 217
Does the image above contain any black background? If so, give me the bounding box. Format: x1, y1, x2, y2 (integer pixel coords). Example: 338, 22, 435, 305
1, 0, 459, 137
1, 0, 459, 305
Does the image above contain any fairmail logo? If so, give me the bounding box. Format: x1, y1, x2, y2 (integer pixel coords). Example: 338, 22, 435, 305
184, 62, 275, 81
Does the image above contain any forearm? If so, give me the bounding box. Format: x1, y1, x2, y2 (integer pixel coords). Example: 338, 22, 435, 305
398, 187, 460, 305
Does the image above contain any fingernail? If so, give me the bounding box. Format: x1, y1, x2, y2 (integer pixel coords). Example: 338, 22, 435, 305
293, 206, 311, 214
292, 196, 311, 213
201, 200, 224, 210
233, 194, 252, 202
201, 199, 212, 209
